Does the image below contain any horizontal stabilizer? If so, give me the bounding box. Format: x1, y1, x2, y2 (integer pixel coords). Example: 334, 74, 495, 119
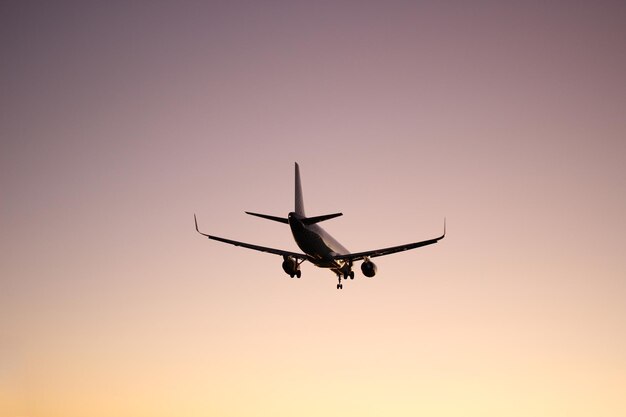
245, 211, 289, 224
302, 212, 343, 225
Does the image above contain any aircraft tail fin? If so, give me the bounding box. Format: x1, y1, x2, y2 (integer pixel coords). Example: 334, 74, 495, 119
302, 212, 343, 225
245, 212, 289, 224
244, 163, 308, 223
295, 162, 305, 216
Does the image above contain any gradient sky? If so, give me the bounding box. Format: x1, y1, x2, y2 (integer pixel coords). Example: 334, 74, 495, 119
2, 2, 625, 416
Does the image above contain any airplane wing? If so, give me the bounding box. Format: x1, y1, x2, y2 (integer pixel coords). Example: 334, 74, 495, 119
194, 215, 308, 260
333, 219, 446, 262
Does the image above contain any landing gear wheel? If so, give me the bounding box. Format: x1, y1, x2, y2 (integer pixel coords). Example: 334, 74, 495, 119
296, 270, 301, 278
349, 271, 354, 279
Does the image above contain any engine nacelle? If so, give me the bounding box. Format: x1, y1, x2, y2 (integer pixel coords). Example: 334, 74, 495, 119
282, 256, 299, 276
361, 260, 377, 277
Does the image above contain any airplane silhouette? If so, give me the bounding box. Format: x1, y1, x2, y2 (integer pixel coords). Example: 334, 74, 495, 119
195, 163, 445, 289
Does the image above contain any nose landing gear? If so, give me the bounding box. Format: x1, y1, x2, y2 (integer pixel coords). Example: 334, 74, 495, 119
336, 263, 354, 289
336, 273, 343, 289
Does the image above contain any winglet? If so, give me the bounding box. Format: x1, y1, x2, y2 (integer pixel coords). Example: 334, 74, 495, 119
442, 217, 446, 238
194, 214, 210, 237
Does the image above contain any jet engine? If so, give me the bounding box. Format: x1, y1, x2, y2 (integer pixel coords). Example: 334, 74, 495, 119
361, 260, 377, 277
282, 256, 301, 278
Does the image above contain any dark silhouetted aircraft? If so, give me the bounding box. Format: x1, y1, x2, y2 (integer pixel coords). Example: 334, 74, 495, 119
195, 163, 445, 289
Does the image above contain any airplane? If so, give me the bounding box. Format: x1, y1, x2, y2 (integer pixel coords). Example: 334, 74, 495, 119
194, 163, 445, 289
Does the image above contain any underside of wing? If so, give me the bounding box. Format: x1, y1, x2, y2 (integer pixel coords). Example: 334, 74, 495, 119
206, 234, 308, 259
195, 215, 308, 260
333, 219, 446, 262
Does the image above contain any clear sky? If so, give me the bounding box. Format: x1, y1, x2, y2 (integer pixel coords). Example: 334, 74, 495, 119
1, 2, 625, 416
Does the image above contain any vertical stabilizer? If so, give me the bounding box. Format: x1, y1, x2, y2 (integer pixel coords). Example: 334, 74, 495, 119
295, 162, 305, 216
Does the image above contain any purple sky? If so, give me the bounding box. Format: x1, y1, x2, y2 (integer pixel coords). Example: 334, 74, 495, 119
2, 2, 625, 416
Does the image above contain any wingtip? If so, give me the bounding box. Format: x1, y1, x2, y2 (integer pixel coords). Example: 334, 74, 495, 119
193, 214, 213, 238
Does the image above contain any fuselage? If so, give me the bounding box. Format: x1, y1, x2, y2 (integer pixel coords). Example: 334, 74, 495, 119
287, 212, 349, 271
